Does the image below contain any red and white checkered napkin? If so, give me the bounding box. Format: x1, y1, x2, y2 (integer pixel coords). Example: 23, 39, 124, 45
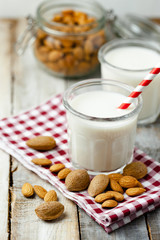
0, 94, 159, 233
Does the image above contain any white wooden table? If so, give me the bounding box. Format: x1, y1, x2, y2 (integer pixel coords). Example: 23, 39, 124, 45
0, 18, 160, 240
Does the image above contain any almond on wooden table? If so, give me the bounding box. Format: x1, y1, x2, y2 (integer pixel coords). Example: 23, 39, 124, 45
50, 163, 65, 173
31, 158, 52, 166
26, 136, 56, 151
35, 201, 64, 220
58, 168, 72, 179
44, 190, 58, 202
21, 183, 34, 198
34, 185, 47, 199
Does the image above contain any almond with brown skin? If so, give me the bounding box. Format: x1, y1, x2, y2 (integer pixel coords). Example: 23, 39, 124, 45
95, 192, 113, 203
102, 199, 118, 208
108, 173, 123, 182
26, 136, 56, 151
50, 164, 65, 173
110, 179, 124, 194
31, 158, 52, 166
111, 191, 124, 202
22, 183, 34, 198
34, 185, 47, 199
123, 161, 147, 179
88, 174, 109, 197
95, 191, 124, 203
35, 201, 64, 220
119, 176, 138, 188
58, 168, 72, 180
44, 190, 57, 202
136, 181, 144, 188
126, 187, 146, 197
65, 169, 90, 191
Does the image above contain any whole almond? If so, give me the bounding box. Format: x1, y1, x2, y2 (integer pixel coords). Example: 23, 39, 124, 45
95, 192, 113, 203
119, 176, 138, 188
65, 169, 90, 191
35, 201, 64, 220
58, 168, 72, 180
44, 190, 57, 202
123, 161, 147, 179
50, 164, 65, 173
126, 187, 146, 197
102, 199, 118, 208
34, 185, 47, 199
95, 191, 124, 203
111, 191, 124, 202
136, 181, 144, 188
22, 183, 34, 198
108, 173, 123, 182
26, 136, 56, 151
31, 158, 52, 166
110, 179, 124, 194
88, 174, 109, 197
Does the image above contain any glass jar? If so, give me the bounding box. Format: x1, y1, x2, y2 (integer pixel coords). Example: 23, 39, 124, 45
98, 39, 160, 124
16, 0, 109, 78
63, 79, 142, 175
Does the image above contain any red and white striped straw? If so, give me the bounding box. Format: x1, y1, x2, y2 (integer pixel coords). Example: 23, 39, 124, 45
118, 63, 160, 109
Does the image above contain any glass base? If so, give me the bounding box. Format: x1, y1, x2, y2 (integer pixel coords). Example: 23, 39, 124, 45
71, 155, 133, 175
35, 56, 100, 79
138, 111, 160, 125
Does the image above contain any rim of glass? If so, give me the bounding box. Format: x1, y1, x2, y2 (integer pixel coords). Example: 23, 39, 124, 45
98, 38, 160, 72
63, 79, 142, 122
36, 0, 106, 36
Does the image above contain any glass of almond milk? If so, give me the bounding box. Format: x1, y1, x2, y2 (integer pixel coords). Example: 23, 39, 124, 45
63, 79, 142, 174
98, 39, 160, 125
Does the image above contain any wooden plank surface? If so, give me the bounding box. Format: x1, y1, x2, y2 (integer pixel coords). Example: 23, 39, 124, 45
9, 19, 79, 240
0, 18, 159, 240
0, 20, 13, 240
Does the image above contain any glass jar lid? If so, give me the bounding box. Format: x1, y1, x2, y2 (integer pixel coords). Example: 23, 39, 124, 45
112, 14, 160, 41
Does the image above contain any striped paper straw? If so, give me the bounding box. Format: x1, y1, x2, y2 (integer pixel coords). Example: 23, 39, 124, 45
118, 63, 160, 109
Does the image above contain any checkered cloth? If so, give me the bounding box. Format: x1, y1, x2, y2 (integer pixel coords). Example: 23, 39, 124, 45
0, 93, 159, 233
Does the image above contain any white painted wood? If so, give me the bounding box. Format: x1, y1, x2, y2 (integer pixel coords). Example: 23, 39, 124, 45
10, 19, 79, 240
0, 20, 12, 240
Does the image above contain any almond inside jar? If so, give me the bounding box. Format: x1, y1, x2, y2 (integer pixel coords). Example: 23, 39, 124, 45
34, 9, 106, 77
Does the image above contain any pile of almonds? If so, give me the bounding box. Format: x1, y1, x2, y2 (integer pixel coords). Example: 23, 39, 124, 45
89, 161, 147, 208
25, 135, 148, 212
26, 136, 72, 180
22, 183, 64, 221
34, 9, 106, 77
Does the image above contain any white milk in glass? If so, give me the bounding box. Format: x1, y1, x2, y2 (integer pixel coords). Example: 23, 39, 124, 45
99, 40, 160, 124
67, 91, 137, 173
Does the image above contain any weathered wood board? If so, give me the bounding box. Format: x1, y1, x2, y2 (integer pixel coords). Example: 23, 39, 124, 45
0, 18, 159, 240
